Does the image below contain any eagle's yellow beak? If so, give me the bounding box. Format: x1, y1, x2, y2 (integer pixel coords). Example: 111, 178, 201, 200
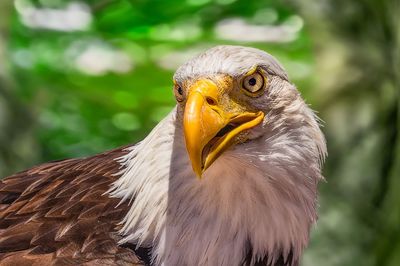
183, 79, 264, 178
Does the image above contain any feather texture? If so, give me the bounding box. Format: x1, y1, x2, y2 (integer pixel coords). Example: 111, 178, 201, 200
0, 147, 149, 265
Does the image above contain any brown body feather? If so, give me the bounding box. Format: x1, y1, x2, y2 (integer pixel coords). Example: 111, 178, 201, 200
0, 147, 147, 265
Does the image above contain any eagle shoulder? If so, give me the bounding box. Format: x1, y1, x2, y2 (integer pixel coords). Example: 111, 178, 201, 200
0, 146, 149, 265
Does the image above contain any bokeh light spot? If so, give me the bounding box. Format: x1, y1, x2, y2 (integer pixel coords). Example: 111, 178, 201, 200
112, 113, 140, 131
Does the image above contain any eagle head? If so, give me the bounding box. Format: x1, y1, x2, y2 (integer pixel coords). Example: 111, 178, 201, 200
173, 45, 325, 179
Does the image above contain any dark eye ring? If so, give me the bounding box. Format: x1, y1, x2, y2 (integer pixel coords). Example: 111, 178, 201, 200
177, 86, 183, 96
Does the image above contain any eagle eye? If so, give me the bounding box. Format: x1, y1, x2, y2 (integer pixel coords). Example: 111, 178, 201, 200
242, 72, 265, 95
174, 84, 185, 102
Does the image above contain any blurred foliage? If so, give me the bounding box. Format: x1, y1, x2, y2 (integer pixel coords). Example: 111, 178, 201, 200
6, 0, 313, 162
0, 0, 399, 265
292, 1, 400, 265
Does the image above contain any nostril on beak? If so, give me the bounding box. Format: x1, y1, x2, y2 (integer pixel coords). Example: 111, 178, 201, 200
205, 96, 217, 106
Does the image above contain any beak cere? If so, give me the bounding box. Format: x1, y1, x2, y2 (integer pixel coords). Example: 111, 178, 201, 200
183, 79, 265, 178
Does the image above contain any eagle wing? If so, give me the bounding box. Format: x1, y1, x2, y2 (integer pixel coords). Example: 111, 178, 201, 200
0, 147, 148, 265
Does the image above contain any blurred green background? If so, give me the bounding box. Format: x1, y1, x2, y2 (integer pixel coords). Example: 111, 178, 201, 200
0, 0, 399, 265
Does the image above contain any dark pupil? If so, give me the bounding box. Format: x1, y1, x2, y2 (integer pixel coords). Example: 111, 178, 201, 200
248, 78, 257, 86
177, 87, 183, 95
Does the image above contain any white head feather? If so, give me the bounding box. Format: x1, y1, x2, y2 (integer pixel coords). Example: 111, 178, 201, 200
109, 45, 327, 266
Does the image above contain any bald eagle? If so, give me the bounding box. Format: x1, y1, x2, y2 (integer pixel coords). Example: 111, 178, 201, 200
0, 46, 326, 266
